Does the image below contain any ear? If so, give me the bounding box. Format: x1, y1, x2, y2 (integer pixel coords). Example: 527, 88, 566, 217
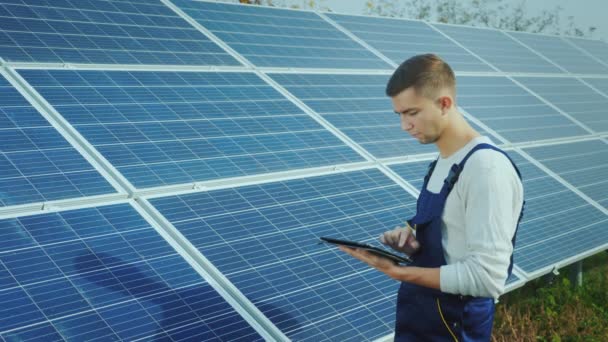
438, 96, 453, 113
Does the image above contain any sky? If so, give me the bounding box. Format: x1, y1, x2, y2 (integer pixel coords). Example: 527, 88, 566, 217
279, 0, 608, 41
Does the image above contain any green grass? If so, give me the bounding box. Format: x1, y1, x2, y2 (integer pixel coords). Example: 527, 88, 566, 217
493, 251, 608, 341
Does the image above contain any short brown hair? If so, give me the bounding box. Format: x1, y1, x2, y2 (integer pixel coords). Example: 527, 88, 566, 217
385, 54, 455, 99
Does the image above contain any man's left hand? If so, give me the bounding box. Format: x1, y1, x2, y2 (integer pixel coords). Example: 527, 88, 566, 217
338, 246, 401, 279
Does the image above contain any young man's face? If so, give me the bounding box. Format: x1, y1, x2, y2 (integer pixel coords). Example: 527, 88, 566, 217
391, 87, 447, 144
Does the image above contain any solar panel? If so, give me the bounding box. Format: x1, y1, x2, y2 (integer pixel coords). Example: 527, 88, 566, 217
508, 152, 608, 274
523, 140, 608, 209
149, 168, 417, 341
19, 69, 364, 189
0, 72, 116, 207
515, 76, 608, 133
431, 24, 562, 73
325, 14, 492, 72
0, 0, 240, 66
0, 203, 261, 341
566, 37, 608, 68
457, 76, 590, 142
170, 0, 391, 69
508, 32, 608, 74
2, 0, 608, 340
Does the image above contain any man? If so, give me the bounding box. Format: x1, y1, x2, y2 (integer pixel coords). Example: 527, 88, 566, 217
339, 54, 524, 341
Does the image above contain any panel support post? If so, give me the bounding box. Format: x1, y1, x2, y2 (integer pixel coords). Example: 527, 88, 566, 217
570, 261, 583, 288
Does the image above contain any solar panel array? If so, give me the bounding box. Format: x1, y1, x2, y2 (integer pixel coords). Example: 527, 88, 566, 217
1, 0, 607, 340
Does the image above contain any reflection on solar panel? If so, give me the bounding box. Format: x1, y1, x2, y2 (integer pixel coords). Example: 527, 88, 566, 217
523, 140, 608, 209
19, 69, 363, 189
0, 0, 239, 65
149, 169, 417, 341
515, 77, 608, 133
0, 73, 115, 207
457, 76, 589, 142
566, 37, 608, 67
326, 14, 492, 72
509, 32, 608, 74
0, 203, 261, 341
432, 24, 562, 73
507, 152, 608, 274
171, 0, 391, 69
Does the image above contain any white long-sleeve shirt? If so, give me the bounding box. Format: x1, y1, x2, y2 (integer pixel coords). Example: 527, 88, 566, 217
425, 136, 523, 299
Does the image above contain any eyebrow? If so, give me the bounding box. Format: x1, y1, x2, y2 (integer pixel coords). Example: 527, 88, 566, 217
395, 107, 419, 115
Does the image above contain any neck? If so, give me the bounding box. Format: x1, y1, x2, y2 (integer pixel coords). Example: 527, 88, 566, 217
435, 111, 480, 158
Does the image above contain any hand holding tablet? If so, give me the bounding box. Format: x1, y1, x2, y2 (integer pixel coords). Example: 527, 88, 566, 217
320, 236, 412, 264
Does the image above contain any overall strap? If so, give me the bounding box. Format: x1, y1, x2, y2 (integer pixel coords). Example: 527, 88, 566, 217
443, 143, 523, 193
421, 159, 438, 190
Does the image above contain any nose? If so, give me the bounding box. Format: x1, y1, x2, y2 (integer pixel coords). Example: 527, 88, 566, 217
400, 115, 413, 132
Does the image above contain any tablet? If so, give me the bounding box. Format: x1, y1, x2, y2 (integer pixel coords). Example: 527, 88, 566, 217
320, 236, 412, 264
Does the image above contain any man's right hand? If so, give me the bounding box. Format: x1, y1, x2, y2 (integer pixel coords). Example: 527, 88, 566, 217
379, 224, 420, 255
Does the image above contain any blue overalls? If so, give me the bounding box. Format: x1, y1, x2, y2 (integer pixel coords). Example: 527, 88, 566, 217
395, 143, 524, 341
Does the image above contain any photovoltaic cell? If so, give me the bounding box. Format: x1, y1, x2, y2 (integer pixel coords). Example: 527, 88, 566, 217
326, 14, 492, 72
508, 32, 608, 74
171, 0, 391, 69
457, 76, 589, 143
432, 24, 563, 73
388, 160, 434, 191
566, 37, 608, 68
523, 140, 608, 209
19, 69, 364, 189
508, 152, 608, 273
0, 73, 115, 207
0, 203, 261, 341
0, 0, 240, 65
271, 73, 490, 158
515, 77, 608, 133
149, 169, 417, 341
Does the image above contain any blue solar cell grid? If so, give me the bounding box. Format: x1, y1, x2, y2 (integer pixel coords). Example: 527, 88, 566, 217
0, 73, 116, 207
326, 14, 492, 72
150, 169, 418, 341
457, 76, 589, 143
506, 152, 608, 273
432, 24, 562, 74
509, 32, 608, 74
566, 37, 608, 68
171, 0, 391, 69
0, 0, 240, 65
19, 69, 364, 189
388, 160, 434, 191
515, 77, 608, 133
524, 140, 608, 209
0, 203, 261, 341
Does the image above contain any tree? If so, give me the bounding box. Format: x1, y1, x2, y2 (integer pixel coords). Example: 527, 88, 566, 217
238, 0, 329, 11
364, 0, 596, 38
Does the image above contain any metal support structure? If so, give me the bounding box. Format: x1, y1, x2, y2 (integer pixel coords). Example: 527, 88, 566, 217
569, 261, 583, 287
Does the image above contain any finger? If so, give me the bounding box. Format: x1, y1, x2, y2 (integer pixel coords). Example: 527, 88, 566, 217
398, 229, 407, 247
379, 233, 386, 244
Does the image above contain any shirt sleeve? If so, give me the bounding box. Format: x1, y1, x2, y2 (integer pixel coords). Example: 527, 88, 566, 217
439, 153, 523, 298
